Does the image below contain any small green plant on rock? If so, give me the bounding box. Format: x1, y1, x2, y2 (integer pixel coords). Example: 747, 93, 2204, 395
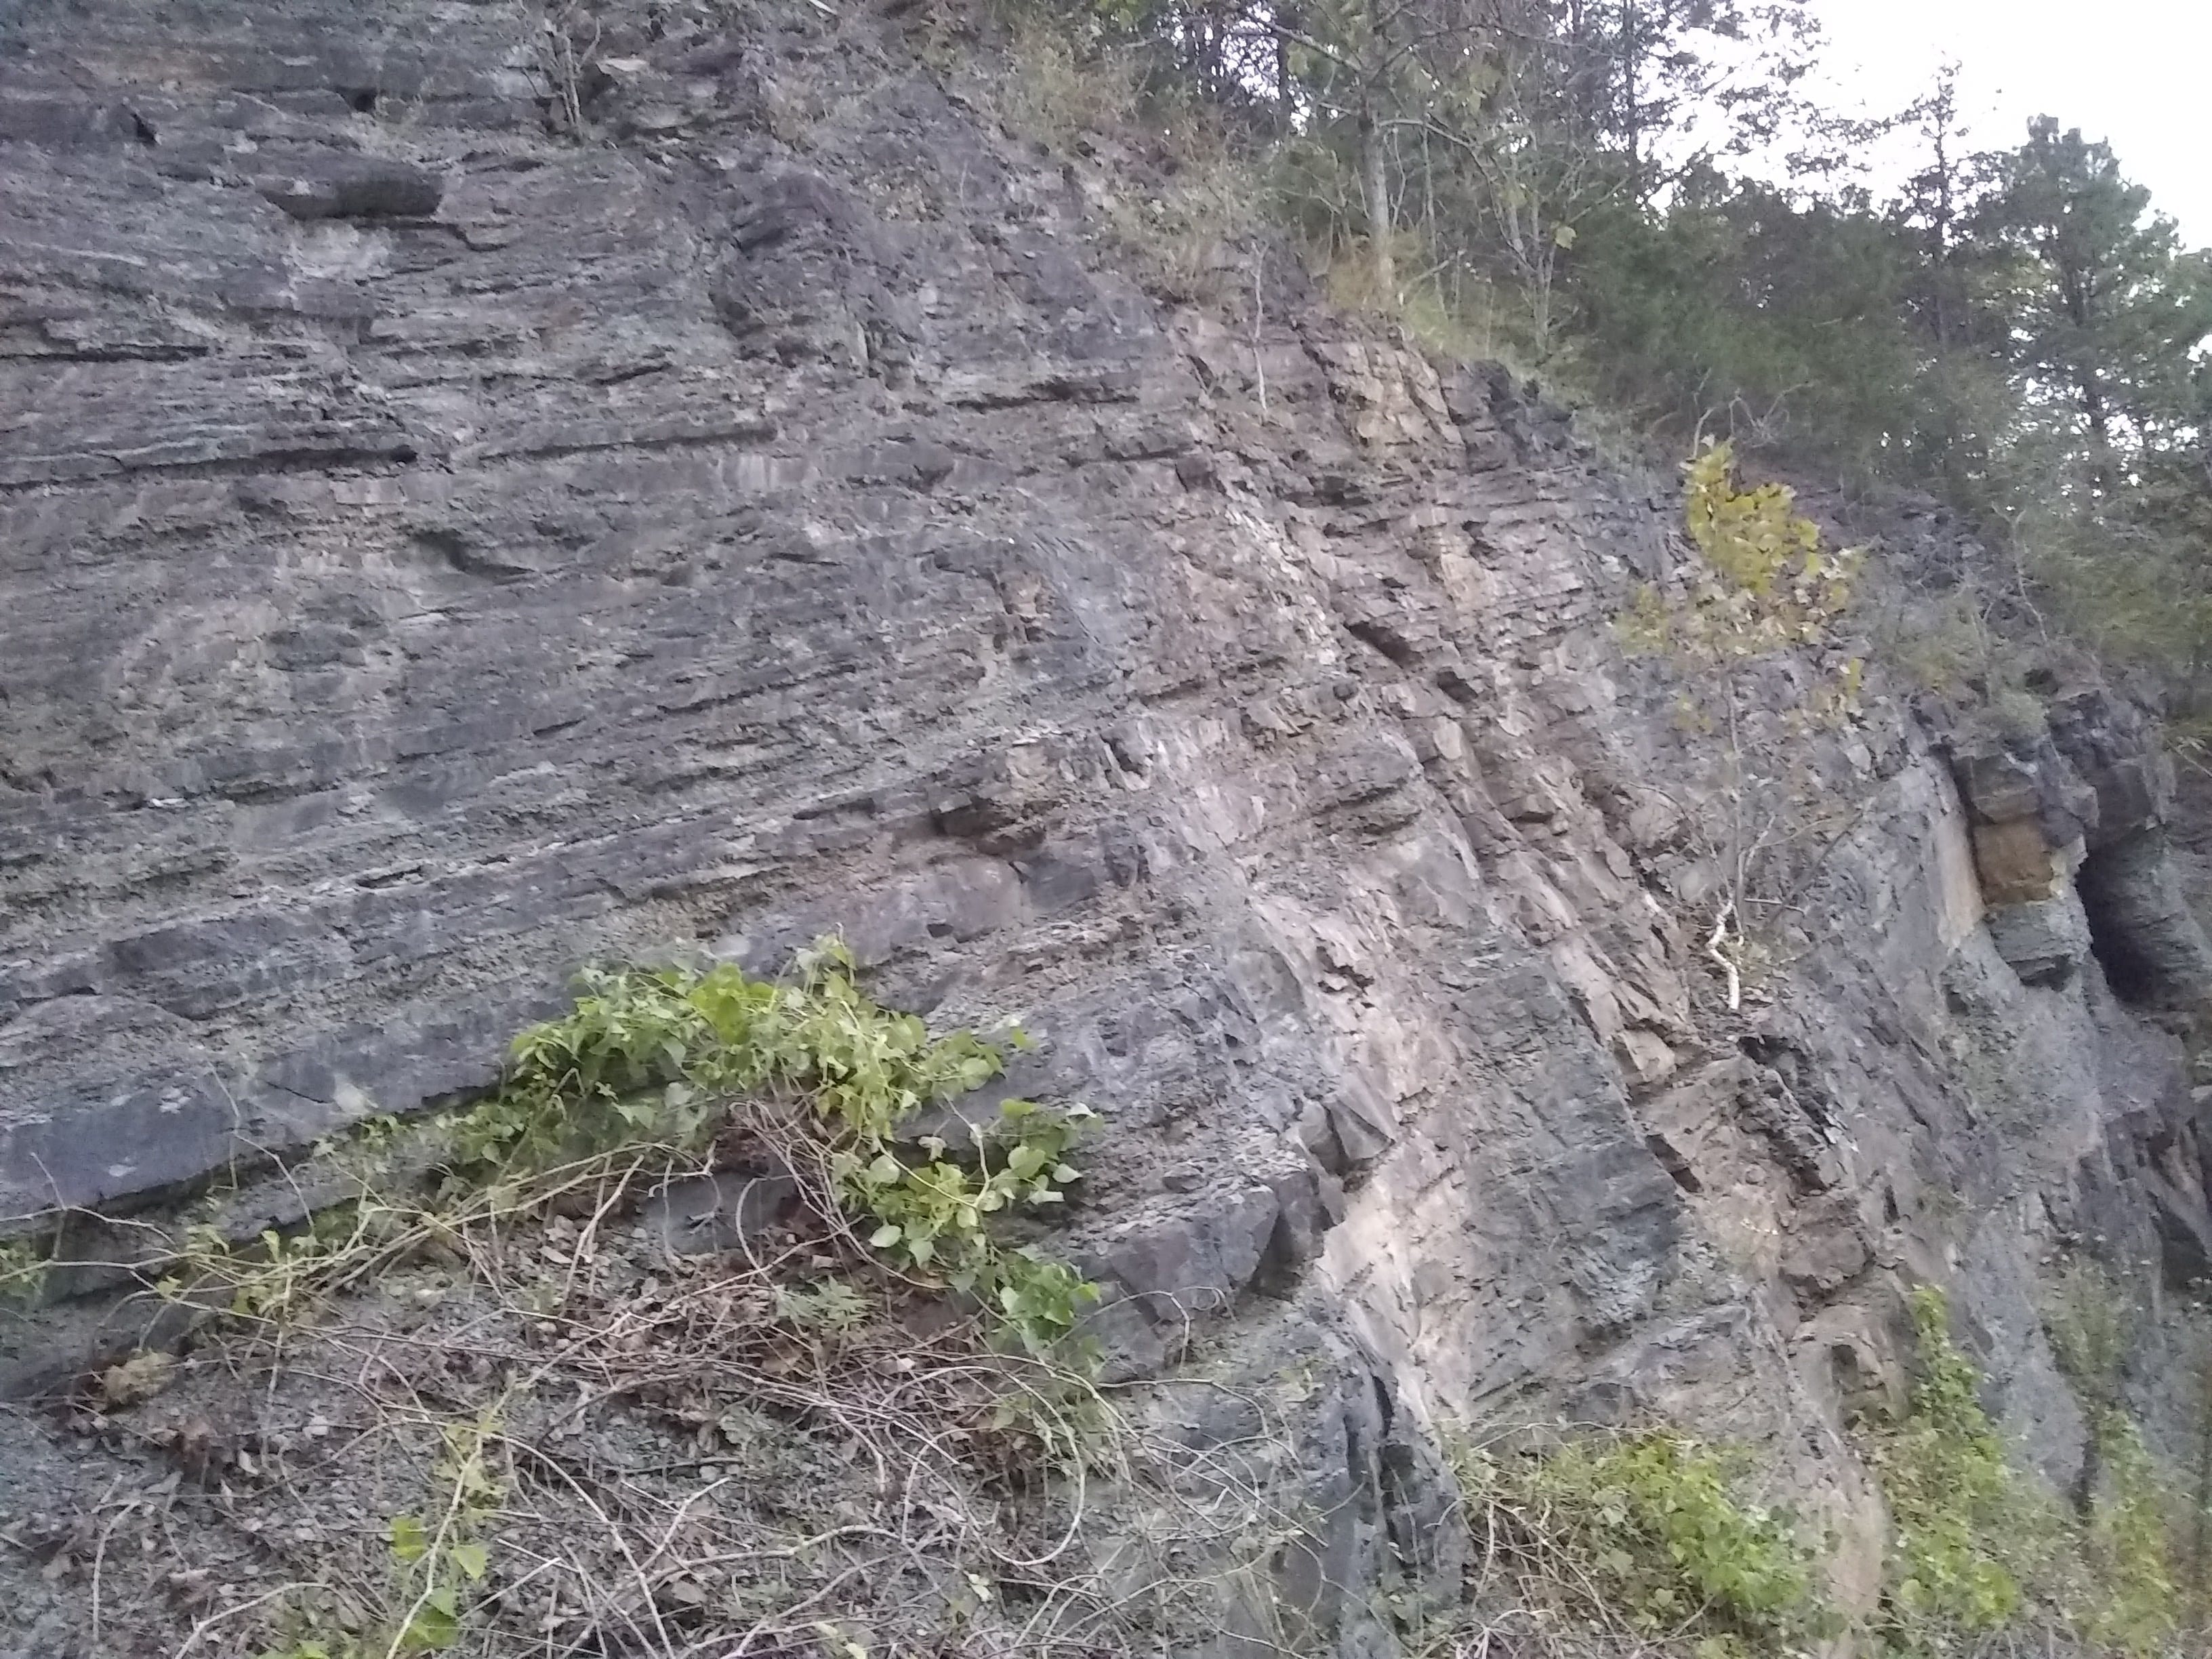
1869, 1288, 2037, 1645
101, 943, 1158, 1659
1452, 1427, 1831, 1656
455, 939, 1101, 1359
0, 1233, 52, 1306
2078, 1412, 2184, 1656
2039, 1262, 2187, 1654
1867, 1282, 2193, 1657
160, 1220, 352, 1328
163, 939, 1101, 1366
258, 1409, 506, 1659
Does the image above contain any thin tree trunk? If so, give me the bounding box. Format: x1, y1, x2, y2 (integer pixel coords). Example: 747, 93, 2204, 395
1620, 0, 1640, 201
1361, 99, 1395, 296
2082, 374, 2116, 495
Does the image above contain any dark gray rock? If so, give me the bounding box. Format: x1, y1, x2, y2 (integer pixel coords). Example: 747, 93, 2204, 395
1988, 893, 2094, 989
1090, 1184, 1282, 1325
2049, 687, 2172, 847
639, 1170, 800, 1256
253, 152, 443, 218
1781, 1193, 1872, 1298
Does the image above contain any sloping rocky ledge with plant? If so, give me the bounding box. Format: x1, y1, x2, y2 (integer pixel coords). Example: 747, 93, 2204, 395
5, 1, 2212, 1655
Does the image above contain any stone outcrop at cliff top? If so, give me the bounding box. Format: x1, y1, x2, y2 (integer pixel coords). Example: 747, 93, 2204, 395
7, 0, 2212, 1651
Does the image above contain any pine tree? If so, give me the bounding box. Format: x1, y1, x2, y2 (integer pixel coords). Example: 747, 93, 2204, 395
1973, 117, 2212, 499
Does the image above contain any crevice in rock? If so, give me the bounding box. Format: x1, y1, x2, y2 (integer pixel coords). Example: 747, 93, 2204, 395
2076, 828, 2212, 1007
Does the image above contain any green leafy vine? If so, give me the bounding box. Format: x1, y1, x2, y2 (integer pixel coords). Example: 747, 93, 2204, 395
159, 939, 1101, 1364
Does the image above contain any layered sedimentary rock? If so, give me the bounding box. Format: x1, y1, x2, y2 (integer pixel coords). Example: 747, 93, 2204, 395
5, 0, 2212, 1649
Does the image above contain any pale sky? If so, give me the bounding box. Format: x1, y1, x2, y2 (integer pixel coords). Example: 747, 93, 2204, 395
1804, 0, 2212, 245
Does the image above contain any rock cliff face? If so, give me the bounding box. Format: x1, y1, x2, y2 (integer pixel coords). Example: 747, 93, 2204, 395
7, 0, 2212, 1651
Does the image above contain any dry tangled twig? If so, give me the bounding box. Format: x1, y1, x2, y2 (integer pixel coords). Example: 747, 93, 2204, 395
7, 1119, 1314, 1658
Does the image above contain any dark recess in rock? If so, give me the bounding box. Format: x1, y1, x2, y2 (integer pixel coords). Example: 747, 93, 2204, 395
2078, 830, 2212, 1008
254, 153, 443, 219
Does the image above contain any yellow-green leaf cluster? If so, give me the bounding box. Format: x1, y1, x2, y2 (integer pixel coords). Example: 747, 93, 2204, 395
1652, 440, 1863, 661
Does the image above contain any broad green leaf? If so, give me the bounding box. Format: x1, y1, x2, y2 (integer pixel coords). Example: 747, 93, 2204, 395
389, 1513, 430, 1563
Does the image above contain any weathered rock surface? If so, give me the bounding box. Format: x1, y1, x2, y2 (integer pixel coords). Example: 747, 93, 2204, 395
1950, 689, 2212, 1007
6, 0, 2212, 1651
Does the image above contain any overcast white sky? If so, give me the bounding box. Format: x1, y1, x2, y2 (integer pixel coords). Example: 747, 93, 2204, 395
1799, 0, 2212, 243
